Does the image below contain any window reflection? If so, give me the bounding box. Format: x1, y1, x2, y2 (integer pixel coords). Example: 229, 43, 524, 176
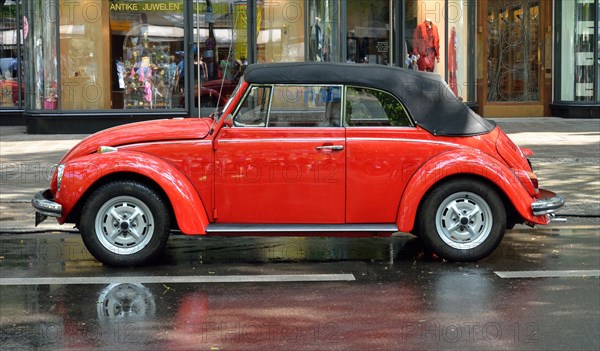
192, 0, 245, 115
257, 0, 305, 63
308, 0, 340, 62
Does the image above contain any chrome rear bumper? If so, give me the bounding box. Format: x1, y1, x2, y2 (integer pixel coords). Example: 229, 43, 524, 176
532, 189, 564, 216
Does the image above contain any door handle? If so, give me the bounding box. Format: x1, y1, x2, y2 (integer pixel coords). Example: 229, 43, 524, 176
316, 145, 344, 151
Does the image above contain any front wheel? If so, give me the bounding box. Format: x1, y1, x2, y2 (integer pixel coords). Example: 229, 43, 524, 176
417, 179, 506, 261
79, 181, 171, 266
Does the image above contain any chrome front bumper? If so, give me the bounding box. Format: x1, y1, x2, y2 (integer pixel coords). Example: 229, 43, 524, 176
32, 189, 62, 226
532, 189, 564, 216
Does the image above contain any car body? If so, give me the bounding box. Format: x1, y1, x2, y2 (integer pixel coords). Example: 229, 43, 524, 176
33, 63, 564, 266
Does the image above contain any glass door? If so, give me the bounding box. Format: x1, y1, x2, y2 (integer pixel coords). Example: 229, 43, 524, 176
482, 0, 550, 116
486, 0, 540, 102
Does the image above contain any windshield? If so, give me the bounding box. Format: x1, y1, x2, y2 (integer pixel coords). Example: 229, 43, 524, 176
215, 77, 245, 124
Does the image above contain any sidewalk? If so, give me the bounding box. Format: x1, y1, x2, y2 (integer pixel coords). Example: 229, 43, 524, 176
1, 117, 599, 232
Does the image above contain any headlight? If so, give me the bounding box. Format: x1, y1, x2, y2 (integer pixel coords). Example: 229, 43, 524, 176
56, 164, 65, 192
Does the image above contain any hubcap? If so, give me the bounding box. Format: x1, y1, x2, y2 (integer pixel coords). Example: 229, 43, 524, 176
95, 196, 154, 255
435, 192, 493, 250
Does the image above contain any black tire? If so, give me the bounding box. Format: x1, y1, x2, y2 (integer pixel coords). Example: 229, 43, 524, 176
417, 178, 506, 262
79, 181, 171, 266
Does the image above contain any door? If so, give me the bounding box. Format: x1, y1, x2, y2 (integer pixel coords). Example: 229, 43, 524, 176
214, 84, 346, 223
480, 0, 552, 116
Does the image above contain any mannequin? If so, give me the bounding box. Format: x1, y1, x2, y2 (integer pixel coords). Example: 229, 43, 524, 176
413, 18, 440, 72
310, 17, 323, 61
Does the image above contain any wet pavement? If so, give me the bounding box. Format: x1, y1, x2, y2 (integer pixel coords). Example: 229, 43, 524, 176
1, 119, 599, 350
1, 222, 599, 351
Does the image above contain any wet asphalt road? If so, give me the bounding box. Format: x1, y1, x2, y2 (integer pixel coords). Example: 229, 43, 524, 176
1, 220, 599, 351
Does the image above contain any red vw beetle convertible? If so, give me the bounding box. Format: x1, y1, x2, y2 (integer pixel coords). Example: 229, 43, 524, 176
33, 63, 563, 266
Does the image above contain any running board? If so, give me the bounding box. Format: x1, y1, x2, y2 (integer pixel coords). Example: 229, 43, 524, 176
205, 223, 399, 233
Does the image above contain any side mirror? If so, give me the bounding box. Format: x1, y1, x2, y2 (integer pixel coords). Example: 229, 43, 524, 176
224, 116, 233, 128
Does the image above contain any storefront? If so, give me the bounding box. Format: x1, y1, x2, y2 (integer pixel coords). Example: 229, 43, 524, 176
4, 1, 594, 133
552, 0, 600, 117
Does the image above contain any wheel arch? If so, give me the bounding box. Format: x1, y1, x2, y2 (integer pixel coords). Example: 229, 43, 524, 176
397, 150, 532, 233
60, 152, 210, 234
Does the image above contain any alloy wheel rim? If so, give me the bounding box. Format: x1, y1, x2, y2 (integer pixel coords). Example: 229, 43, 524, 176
95, 196, 154, 255
435, 192, 493, 250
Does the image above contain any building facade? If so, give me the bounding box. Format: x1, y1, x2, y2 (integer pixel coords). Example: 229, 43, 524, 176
0, 0, 598, 134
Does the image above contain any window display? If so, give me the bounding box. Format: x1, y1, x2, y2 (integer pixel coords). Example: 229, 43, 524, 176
448, 0, 473, 101
404, 0, 475, 102
412, 18, 440, 72
112, 2, 185, 110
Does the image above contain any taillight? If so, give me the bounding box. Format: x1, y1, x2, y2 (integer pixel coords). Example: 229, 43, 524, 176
528, 172, 539, 191
513, 169, 539, 196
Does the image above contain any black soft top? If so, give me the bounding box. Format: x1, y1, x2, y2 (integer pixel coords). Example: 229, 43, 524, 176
244, 62, 495, 136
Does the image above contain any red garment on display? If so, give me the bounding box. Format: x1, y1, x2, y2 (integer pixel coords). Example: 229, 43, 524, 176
413, 21, 440, 72
448, 26, 458, 96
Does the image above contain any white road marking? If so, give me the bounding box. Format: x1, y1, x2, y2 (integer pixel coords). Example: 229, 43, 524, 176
495, 270, 600, 279
0, 274, 355, 286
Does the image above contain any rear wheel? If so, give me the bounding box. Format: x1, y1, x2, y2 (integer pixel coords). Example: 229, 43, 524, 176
80, 181, 170, 266
417, 179, 506, 261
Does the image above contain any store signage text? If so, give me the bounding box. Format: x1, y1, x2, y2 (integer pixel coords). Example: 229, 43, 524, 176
109, 2, 183, 12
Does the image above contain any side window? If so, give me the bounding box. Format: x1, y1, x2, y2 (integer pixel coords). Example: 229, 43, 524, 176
233, 86, 271, 127
268, 85, 342, 127
345, 86, 411, 127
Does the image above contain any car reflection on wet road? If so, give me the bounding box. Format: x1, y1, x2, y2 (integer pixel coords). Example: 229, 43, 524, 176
1, 223, 599, 351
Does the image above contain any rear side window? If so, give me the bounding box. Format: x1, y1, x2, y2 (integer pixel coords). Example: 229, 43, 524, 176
268, 85, 342, 127
345, 86, 411, 127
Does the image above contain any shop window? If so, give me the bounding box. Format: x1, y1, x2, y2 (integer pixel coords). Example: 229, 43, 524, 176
60, 0, 112, 110
307, 0, 340, 62
192, 0, 247, 115
347, 0, 391, 64
555, 0, 599, 102
256, 0, 305, 63
0, 2, 23, 109
404, 0, 475, 102
111, 1, 185, 110
447, 0, 473, 101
